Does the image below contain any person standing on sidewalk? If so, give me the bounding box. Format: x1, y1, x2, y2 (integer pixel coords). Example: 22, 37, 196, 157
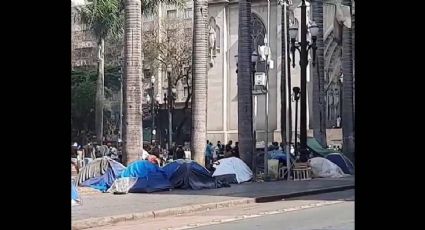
205, 140, 214, 169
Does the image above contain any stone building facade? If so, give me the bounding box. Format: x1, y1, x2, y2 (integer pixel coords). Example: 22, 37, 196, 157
71, 0, 352, 145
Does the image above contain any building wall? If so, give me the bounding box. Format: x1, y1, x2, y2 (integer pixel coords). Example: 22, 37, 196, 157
71, 0, 324, 146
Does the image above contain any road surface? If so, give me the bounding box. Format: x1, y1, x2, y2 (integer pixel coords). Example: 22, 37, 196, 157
88, 190, 354, 230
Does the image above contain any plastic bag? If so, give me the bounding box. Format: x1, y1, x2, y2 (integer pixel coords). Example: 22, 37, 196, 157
107, 177, 138, 194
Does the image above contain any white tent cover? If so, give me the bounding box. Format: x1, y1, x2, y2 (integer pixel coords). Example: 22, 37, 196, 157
212, 157, 253, 183
309, 157, 350, 178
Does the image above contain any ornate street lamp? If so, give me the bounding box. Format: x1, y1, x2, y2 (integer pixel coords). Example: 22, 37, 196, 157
288, 0, 318, 161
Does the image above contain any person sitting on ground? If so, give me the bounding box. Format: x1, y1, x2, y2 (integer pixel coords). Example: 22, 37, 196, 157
175, 145, 185, 159
224, 140, 233, 158
232, 142, 239, 158
106, 142, 119, 160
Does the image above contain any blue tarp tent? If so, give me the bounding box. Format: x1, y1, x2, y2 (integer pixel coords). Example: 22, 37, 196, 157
71, 182, 80, 202
121, 160, 172, 193
325, 153, 354, 175
79, 157, 126, 192
162, 159, 217, 190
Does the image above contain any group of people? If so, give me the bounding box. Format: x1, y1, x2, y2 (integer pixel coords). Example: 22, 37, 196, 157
205, 140, 239, 168
71, 139, 244, 171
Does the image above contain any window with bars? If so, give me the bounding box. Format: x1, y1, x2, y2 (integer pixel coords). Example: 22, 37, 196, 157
184, 8, 192, 19
167, 10, 177, 19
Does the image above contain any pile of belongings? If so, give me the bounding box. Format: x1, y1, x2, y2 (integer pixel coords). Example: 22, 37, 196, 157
308, 157, 350, 178
212, 157, 253, 184
76, 157, 126, 192
162, 159, 218, 190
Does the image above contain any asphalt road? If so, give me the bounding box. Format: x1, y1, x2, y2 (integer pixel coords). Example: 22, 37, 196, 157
88, 190, 354, 230
193, 201, 353, 230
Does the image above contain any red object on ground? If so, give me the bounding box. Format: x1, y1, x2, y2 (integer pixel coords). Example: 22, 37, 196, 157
147, 155, 159, 164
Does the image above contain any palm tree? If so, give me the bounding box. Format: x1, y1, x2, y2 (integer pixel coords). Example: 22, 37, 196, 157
81, 0, 123, 145
341, 0, 354, 163
237, 0, 254, 169
122, 0, 185, 165
280, 2, 287, 146
311, 0, 327, 147
122, 0, 143, 165
191, 0, 208, 166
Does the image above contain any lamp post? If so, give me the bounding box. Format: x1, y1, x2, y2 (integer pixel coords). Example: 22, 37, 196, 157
288, 0, 318, 160
149, 76, 156, 144
166, 66, 173, 152
258, 40, 271, 177
292, 86, 300, 155
165, 66, 177, 153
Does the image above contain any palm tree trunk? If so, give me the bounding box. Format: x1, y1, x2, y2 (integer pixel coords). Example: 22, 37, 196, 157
286, 9, 293, 146
95, 38, 105, 145
311, 0, 327, 147
341, 0, 354, 163
123, 0, 143, 165
191, 0, 208, 166
280, 3, 287, 146
237, 0, 254, 169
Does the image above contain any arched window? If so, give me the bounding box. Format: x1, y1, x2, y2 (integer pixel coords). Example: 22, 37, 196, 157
251, 13, 266, 53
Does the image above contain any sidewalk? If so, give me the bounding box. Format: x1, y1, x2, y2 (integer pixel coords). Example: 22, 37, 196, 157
72, 177, 354, 228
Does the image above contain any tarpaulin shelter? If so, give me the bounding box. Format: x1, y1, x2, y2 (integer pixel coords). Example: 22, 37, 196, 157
121, 160, 172, 193
162, 159, 217, 190
77, 157, 126, 192
307, 137, 340, 157
325, 153, 354, 175
71, 182, 81, 205
309, 157, 348, 178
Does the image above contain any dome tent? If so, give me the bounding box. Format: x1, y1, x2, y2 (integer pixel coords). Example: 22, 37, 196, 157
162, 159, 217, 190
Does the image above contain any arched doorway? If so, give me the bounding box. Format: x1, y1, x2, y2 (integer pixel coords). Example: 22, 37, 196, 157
324, 29, 342, 128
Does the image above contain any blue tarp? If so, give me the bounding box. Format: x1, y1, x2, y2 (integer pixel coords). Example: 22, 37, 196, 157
267, 150, 292, 164
121, 160, 172, 193
81, 158, 126, 192
71, 182, 80, 201
162, 160, 216, 190
326, 153, 354, 175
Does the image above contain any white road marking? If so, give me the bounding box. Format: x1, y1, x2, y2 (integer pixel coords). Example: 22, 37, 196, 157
160, 200, 351, 230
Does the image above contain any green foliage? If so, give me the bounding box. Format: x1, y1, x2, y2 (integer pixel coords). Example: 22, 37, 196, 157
104, 65, 122, 92
80, 0, 124, 41
141, 0, 186, 16
80, 0, 186, 42
72, 68, 97, 121
72, 66, 122, 132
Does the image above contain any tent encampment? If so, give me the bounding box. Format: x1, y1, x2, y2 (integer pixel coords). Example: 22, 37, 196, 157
212, 157, 253, 184
77, 157, 126, 192
162, 159, 217, 190
121, 160, 172, 193
307, 137, 340, 157
325, 153, 354, 175
309, 157, 348, 178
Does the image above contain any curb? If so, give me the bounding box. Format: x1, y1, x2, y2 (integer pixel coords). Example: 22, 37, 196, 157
254, 184, 355, 203
72, 184, 354, 230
